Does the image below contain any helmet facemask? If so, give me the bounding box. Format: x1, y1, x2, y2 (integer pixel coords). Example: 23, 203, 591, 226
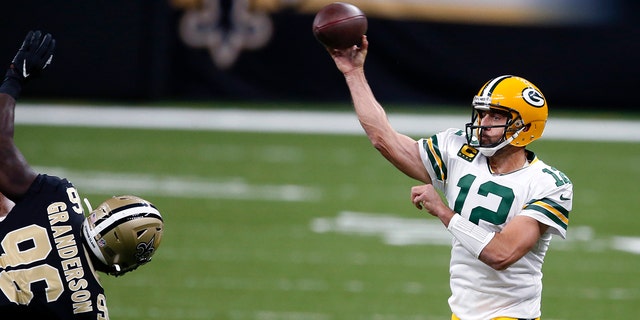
465, 96, 526, 157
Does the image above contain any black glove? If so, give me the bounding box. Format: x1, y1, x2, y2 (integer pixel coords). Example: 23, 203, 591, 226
1, 30, 56, 99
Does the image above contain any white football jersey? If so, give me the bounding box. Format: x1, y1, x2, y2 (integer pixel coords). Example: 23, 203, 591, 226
418, 128, 572, 320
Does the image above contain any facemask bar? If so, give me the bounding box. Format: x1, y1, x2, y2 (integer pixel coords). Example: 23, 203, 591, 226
464, 100, 524, 156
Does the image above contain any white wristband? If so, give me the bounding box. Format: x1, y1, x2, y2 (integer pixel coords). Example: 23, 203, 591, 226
447, 214, 495, 258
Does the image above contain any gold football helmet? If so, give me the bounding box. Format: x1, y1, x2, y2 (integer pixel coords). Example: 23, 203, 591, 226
465, 75, 548, 156
82, 195, 164, 276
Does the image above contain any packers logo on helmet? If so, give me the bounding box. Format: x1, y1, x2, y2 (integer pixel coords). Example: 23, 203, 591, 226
522, 87, 545, 107
465, 75, 548, 156
82, 195, 164, 277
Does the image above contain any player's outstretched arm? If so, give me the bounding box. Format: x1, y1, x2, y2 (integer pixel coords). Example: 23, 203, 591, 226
329, 36, 431, 183
0, 30, 56, 200
0, 93, 36, 201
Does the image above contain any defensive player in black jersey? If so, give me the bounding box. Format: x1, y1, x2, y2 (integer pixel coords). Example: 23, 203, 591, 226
0, 31, 165, 319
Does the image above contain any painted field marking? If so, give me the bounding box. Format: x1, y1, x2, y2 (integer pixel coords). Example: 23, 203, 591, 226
36, 166, 320, 202
16, 104, 640, 142
311, 211, 640, 255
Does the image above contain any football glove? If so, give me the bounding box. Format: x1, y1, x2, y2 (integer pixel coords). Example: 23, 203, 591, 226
1, 30, 56, 99
9, 30, 56, 83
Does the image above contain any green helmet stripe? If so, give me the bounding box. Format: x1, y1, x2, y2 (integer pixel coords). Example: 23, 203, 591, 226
480, 75, 513, 98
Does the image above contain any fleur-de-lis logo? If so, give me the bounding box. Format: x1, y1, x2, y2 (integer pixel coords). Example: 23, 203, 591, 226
135, 235, 157, 263
178, 0, 273, 69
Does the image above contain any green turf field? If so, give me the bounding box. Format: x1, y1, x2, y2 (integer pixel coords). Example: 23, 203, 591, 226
14, 112, 640, 320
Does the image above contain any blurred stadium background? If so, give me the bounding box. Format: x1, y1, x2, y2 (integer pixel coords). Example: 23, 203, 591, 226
1, 0, 639, 110
3, 0, 640, 319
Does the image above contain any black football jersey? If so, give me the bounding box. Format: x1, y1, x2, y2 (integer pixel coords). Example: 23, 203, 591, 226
0, 174, 109, 319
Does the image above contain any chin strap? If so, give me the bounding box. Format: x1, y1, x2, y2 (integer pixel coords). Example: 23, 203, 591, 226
477, 127, 524, 157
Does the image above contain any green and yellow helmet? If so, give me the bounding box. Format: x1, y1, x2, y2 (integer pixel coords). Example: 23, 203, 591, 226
82, 195, 164, 276
465, 75, 548, 156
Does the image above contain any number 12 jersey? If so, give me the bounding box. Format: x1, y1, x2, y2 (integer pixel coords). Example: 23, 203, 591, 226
419, 128, 572, 320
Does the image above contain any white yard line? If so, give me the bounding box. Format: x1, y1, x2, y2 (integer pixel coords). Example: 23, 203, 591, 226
35, 166, 320, 203
16, 104, 640, 142
312, 211, 640, 255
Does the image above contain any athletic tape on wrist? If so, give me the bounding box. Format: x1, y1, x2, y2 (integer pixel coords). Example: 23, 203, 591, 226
447, 214, 495, 258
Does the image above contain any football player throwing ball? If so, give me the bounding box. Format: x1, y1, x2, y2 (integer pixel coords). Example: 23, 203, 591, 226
326, 35, 572, 320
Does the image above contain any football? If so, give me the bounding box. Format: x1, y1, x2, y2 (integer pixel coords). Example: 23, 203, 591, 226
312, 2, 368, 49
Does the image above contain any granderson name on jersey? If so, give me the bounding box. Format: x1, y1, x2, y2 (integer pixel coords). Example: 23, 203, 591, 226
419, 128, 572, 320
0, 174, 109, 319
